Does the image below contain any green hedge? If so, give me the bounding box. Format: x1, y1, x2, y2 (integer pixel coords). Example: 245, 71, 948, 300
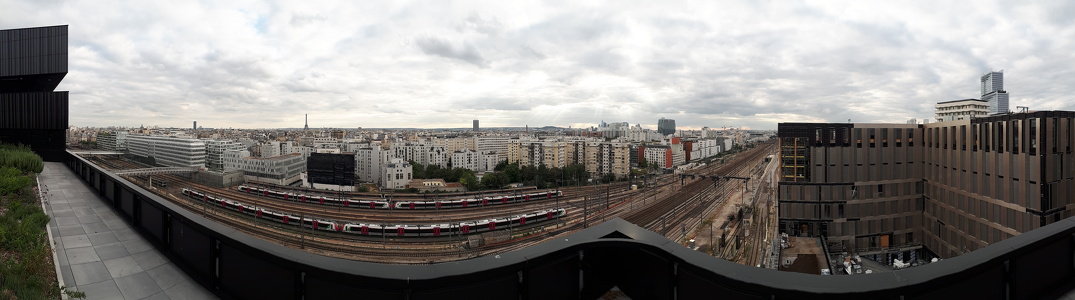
0, 144, 43, 174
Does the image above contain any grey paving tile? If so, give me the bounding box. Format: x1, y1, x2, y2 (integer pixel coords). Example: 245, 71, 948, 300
93, 242, 130, 261
106, 218, 131, 230
99, 211, 122, 222
57, 224, 86, 236
164, 279, 218, 300
52, 234, 64, 249
74, 279, 122, 300
88, 231, 119, 246
55, 247, 69, 266
143, 290, 173, 300
59, 265, 74, 287
71, 261, 111, 285
73, 208, 96, 217
69, 201, 90, 208
103, 256, 145, 278
55, 216, 81, 226
123, 238, 154, 254
61, 234, 93, 249
51, 208, 76, 217
115, 272, 162, 300
75, 214, 103, 224
88, 201, 109, 210
146, 263, 186, 290
132, 250, 168, 270
67, 246, 102, 265
113, 228, 139, 241
82, 222, 111, 234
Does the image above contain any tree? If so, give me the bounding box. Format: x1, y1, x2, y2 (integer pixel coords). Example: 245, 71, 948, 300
409, 160, 425, 179
602, 173, 617, 183
459, 171, 479, 191
503, 163, 521, 182
481, 172, 509, 189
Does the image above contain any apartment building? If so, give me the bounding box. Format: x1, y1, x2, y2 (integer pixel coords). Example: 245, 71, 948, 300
97, 131, 129, 152
223, 150, 305, 185
127, 135, 207, 168
777, 111, 1075, 259
204, 139, 245, 171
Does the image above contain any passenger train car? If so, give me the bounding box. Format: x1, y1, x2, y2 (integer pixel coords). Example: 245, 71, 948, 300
392, 190, 563, 210
181, 188, 566, 238
236, 185, 562, 210
236, 185, 390, 209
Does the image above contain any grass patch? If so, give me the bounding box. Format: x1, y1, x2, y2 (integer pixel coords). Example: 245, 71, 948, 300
0, 144, 82, 299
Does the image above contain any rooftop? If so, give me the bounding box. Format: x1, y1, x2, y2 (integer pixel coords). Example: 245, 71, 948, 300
936, 98, 986, 104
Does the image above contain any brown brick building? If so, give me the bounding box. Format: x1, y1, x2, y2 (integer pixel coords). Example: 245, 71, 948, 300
778, 111, 1075, 259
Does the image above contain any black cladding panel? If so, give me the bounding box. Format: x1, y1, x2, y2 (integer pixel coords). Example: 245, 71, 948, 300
307, 152, 356, 186
0, 25, 69, 162
0, 25, 68, 92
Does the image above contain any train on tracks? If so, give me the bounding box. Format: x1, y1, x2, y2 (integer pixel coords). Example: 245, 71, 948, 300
182, 188, 567, 237
236, 185, 563, 210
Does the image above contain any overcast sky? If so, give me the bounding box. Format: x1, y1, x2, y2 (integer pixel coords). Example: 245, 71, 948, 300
5, 1, 1075, 130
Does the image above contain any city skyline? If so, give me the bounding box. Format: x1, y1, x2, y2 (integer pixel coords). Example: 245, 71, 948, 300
5, 1, 1075, 130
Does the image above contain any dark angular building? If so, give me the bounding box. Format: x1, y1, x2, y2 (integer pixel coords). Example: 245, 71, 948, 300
778, 112, 1075, 260
0, 25, 69, 161
657, 117, 675, 136
307, 152, 356, 186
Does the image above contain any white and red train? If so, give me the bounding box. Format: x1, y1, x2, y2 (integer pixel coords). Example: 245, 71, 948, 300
236, 185, 563, 210
182, 188, 566, 237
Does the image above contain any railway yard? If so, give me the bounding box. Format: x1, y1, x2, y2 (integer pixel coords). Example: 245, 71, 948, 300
78, 141, 777, 265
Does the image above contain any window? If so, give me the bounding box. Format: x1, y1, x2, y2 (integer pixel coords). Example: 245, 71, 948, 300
1029, 118, 1037, 156
1013, 120, 1020, 154
882, 128, 888, 147
895, 128, 903, 147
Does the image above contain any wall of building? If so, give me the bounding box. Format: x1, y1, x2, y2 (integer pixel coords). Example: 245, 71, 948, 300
0, 26, 69, 161
921, 112, 1075, 257
778, 112, 1075, 259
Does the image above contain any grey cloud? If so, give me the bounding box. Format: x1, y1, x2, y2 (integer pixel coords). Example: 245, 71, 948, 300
456, 13, 504, 36
414, 36, 489, 68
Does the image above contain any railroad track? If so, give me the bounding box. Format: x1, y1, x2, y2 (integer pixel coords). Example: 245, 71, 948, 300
623, 142, 775, 237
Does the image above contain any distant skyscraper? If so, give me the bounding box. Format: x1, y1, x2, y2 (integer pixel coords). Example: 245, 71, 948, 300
981, 71, 1009, 115
657, 118, 676, 136
473, 120, 479, 131
304, 114, 309, 130
193, 120, 197, 131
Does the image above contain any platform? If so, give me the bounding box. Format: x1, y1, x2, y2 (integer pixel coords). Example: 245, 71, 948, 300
41, 162, 217, 299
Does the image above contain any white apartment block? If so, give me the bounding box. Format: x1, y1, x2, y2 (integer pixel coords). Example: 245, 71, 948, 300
688, 139, 722, 162
97, 131, 129, 152
223, 150, 306, 185
626, 127, 664, 142
643, 139, 686, 169
434, 137, 476, 153
203, 139, 245, 172
355, 144, 389, 185
935, 99, 990, 122
383, 158, 413, 189
474, 136, 511, 160
451, 150, 480, 171
127, 135, 207, 168
391, 143, 449, 167
450, 150, 500, 172
584, 142, 631, 178
260, 141, 281, 158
